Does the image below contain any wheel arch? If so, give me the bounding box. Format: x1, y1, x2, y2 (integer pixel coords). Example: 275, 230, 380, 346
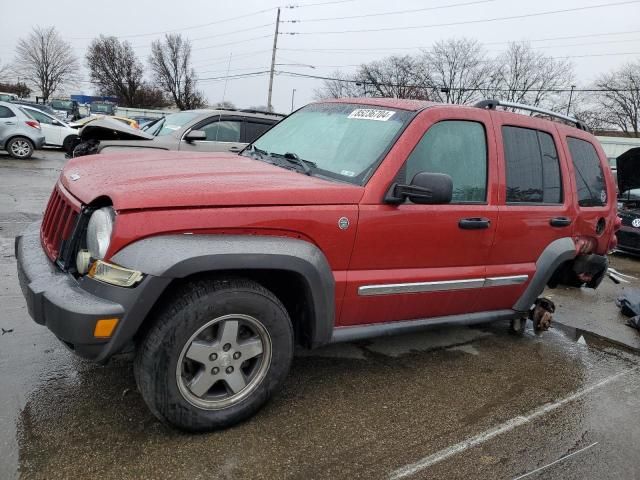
111, 235, 335, 351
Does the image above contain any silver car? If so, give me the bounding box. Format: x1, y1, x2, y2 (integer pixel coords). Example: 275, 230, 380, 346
0, 101, 45, 159
87, 109, 283, 156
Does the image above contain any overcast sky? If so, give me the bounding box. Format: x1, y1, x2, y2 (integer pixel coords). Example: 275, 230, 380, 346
1, 0, 639, 112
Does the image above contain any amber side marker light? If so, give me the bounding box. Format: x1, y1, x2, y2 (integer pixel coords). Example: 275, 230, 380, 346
94, 318, 119, 338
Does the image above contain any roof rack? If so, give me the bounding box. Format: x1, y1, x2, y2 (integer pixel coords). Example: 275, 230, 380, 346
239, 108, 286, 117
474, 99, 588, 131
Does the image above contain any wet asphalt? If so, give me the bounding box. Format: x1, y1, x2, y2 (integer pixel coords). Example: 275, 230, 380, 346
1, 149, 640, 480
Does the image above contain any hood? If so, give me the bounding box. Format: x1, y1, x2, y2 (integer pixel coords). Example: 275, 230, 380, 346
61, 151, 364, 210
617, 147, 640, 195
78, 117, 153, 141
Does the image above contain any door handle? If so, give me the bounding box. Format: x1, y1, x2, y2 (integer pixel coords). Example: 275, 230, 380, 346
550, 217, 572, 227
459, 217, 491, 230
4, 122, 16, 125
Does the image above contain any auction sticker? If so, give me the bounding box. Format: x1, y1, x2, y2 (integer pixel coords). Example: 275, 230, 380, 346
348, 109, 395, 121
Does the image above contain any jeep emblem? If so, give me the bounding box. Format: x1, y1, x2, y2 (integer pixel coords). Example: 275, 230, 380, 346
69, 173, 80, 181
338, 217, 350, 230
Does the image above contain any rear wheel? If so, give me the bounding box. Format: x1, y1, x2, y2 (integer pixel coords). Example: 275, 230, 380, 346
7, 137, 34, 159
134, 278, 293, 431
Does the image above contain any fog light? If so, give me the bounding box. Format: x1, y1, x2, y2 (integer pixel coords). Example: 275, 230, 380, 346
94, 318, 119, 338
88, 260, 143, 287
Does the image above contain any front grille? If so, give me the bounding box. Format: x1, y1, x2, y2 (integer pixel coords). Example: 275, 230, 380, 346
40, 185, 81, 262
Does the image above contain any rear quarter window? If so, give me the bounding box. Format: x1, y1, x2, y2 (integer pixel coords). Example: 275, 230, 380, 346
566, 137, 607, 207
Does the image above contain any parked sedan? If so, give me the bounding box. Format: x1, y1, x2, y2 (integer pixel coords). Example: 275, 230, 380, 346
21, 105, 79, 153
0, 101, 45, 159
73, 109, 284, 157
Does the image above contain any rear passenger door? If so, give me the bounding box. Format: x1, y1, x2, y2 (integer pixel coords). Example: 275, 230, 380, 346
0, 105, 17, 141
480, 114, 574, 312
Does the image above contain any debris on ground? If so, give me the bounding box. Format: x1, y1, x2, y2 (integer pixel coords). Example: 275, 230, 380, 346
2, 328, 14, 335
529, 297, 555, 331
615, 289, 640, 332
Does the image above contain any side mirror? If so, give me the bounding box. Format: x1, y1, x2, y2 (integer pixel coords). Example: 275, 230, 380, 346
184, 130, 207, 142
52, 120, 62, 126
385, 172, 453, 205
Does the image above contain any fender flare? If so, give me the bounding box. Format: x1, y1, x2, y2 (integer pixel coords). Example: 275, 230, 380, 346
513, 237, 576, 312
111, 234, 335, 347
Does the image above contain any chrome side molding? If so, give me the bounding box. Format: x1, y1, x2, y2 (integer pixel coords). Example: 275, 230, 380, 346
358, 275, 528, 296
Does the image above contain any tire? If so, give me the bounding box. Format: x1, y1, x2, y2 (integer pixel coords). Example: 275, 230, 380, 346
62, 135, 79, 154
134, 278, 293, 432
7, 137, 34, 159
509, 317, 527, 336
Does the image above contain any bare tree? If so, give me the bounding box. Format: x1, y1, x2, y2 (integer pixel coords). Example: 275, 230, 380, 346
356, 55, 429, 99
486, 42, 574, 110
13, 26, 78, 101
132, 85, 171, 109
592, 61, 640, 136
149, 34, 206, 110
313, 70, 361, 100
419, 38, 492, 104
86, 36, 145, 107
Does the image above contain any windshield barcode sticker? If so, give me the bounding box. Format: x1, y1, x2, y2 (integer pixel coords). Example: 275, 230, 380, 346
348, 109, 395, 121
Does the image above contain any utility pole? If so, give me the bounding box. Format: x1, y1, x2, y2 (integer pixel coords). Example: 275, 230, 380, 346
566, 85, 576, 115
267, 7, 281, 112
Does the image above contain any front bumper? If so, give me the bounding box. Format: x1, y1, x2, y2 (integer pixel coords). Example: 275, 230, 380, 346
15, 222, 167, 361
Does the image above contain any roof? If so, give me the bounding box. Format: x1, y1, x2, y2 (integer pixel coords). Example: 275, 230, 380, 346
324, 97, 438, 111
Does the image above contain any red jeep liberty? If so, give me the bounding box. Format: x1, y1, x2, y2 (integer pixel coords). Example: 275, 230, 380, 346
16, 98, 618, 431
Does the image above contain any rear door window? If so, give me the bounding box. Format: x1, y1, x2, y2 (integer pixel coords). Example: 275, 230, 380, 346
566, 137, 607, 207
503, 126, 562, 204
244, 121, 274, 143
0, 106, 15, 118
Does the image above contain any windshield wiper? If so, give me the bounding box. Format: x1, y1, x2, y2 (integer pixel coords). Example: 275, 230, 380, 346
271, 152, 315, 176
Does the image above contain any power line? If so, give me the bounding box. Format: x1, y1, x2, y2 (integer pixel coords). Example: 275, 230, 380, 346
284, 0, 499, 23
275, 70, 640, 92
68, 7, 275, 40
282, 1, 640, 35
284, 0, 357, 8
278, 28, 640, 53
191, 35, 273, 51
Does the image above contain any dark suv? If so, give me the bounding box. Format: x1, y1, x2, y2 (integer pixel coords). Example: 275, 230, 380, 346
16, 98, 617, 431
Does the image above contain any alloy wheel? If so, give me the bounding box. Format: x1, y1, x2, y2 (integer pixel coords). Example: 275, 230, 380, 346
176, 314, 272, 410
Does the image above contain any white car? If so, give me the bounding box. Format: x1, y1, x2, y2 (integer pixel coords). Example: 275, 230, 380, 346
21, 105, 79, 152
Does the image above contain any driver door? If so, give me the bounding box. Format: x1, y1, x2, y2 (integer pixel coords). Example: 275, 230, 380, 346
180, 116, 246, 153
341, 110, 499, 326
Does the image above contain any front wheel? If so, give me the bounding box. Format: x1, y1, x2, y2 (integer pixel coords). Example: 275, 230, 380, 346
7, 137, 34, 159
134, 278, 293, 431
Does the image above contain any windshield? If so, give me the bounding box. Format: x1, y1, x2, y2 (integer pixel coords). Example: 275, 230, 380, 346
91, 104, 113, 113
249, 103, 413, 184
148, 111, 200, 136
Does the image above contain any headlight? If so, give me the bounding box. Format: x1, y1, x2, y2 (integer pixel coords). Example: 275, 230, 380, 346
87, 207, 114, 259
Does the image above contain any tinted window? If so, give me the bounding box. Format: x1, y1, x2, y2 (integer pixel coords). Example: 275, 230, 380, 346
0, 106, 15, 118
245, 121, 273, 142
503, 127, 562, 204
201, 120, 242, 142
405, 120, 487, 202
567, 137, 607, 207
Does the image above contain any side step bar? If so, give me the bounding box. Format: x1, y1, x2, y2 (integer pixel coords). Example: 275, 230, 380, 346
330, 310, 518, 344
